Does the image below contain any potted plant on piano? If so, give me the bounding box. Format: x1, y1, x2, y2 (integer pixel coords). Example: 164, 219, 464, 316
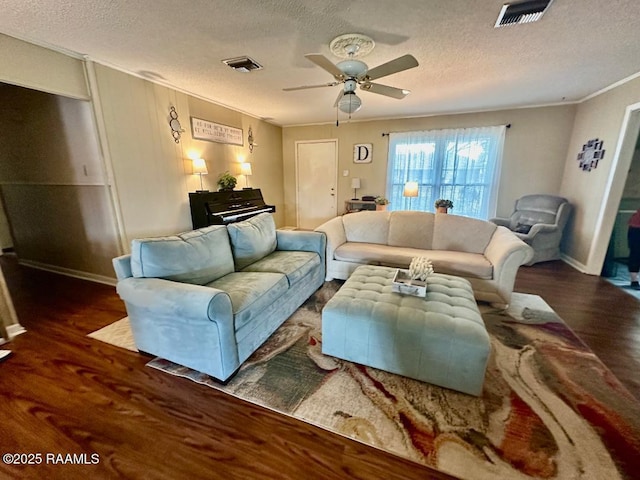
217, 171, 237, 191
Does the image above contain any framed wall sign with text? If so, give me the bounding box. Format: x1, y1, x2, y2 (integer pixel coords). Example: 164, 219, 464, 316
191, 117, 243, 146
353, 143, 373, 163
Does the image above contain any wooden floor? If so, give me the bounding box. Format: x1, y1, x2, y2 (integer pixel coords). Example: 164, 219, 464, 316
0, 256, 638, 480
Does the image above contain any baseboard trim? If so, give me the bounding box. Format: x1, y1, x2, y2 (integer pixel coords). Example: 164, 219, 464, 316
560, 254, 591, 274
6, 323, 26, 339
17, 260, 117, 286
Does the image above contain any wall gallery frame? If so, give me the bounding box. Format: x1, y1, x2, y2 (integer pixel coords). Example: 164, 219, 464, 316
191, 117, 243, 146
577, 138, 605, 172
353, 143, 373, 163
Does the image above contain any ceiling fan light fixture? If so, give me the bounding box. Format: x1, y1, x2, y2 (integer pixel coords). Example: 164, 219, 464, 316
338, 92, 362, 114
336, 59, 368, 78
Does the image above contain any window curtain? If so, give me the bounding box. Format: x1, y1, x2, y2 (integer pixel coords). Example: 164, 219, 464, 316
385, 125, 506, 219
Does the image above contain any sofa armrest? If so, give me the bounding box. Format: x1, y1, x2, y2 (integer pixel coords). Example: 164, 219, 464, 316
314, 216, 347, 263
113, 254, 133, 280
520, 223, 558, 239
484, 226, 534, 304
489, 217, 510, 228
116, 277, 233, 327
277, 229, 326, 257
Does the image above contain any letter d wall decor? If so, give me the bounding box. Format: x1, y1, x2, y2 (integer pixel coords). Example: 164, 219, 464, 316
353, 143, 373, 163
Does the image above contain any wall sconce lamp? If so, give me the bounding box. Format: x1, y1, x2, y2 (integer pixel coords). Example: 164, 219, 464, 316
351, 177, 361, 200
240, 162, 253, 189
403, 181, 419, 210
192, 158, 208, 192
248, 126, 258, 153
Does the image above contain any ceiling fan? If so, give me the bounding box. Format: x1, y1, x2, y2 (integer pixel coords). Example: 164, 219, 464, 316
283, 33, 419, 116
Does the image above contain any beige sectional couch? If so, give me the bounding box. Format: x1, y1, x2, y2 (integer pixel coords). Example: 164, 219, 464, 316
315, 211, 533, 307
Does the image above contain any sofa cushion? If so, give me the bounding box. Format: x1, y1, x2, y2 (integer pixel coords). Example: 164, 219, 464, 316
432, 214, 497, 254
342, 211, 390, 244
388, 211, 434, 249
130, 225, 234, 285
241, 250, 320, 286
425, 250, 493, 279
227, 213, 277, 270
334, 243, 493, 279
208, 271, 288, 332
335, 242, 419, 267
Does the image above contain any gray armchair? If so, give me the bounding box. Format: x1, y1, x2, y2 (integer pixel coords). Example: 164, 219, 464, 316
490, 194, 571, 265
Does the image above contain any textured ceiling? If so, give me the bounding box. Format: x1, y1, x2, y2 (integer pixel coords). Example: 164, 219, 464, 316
1, 0, 640, 126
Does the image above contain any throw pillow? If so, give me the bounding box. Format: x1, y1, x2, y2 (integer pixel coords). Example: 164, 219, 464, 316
130, 225, 235, 285
227, 213, 277, 269
514, 223, 533, 234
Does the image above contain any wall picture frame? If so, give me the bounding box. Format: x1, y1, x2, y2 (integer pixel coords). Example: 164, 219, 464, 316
353, 143, 373, 163
191, 117, 244, 146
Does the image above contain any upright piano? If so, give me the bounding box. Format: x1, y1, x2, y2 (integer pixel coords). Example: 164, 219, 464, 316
188, 189, 276, 229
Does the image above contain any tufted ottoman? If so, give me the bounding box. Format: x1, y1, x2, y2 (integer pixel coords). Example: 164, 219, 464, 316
322, 265, 490, 395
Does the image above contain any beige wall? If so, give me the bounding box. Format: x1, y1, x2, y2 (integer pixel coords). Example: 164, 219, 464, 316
0, 85, 120, 279
94, 64, 284, 248
282, 105, 576, 227
0, 33, 88, 100
559, 76, 640, 272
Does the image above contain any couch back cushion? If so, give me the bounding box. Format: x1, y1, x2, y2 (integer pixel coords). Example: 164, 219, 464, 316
432, 214, 497, 254
227, 213, 277, 269
387, 211, 435, 249
342, 211, 390, 244
130, 225, 234, 285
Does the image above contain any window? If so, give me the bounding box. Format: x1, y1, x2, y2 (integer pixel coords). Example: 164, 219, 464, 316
386, 126, 506, 219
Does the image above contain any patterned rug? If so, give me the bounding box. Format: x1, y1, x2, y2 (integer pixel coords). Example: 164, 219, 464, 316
90, 283, 640, 480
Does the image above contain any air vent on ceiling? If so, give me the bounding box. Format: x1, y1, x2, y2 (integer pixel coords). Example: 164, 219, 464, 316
494, 0, 553, 28
222, 56, 263, 73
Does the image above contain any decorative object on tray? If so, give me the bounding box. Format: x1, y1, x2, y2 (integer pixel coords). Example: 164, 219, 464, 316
374, 196, 389, 211
435, 198, 453, 213
392, 257, 433, 297
409, 256, 434, 281
217, 171, 237, 191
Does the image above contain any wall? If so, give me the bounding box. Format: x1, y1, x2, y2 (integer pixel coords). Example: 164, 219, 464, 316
282, 105, 576, 227
559, 76, 640, 272
93, 64, 284, 248
0, 34, 92, 329
0, 84, 120, 279
0, 33, 88, 99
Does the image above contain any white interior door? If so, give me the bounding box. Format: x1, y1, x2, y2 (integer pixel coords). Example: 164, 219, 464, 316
296, 140, 337, 229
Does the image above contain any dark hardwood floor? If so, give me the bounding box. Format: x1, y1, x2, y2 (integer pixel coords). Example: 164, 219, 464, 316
0, 256, 638, 480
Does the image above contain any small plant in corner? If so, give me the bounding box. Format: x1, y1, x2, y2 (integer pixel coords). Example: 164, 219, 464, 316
434, 199, 454, 209
217, 171, 237, 191
374, 196, 389, 205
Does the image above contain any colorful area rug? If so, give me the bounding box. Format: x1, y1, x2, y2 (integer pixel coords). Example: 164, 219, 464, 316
90, 284, 640, 480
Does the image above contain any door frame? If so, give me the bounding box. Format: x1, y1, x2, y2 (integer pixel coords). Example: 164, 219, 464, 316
294, 139, 338, 228
589, 101, 640, 274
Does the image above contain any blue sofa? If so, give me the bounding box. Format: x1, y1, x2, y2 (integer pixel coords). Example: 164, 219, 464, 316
112, 213, 326, 381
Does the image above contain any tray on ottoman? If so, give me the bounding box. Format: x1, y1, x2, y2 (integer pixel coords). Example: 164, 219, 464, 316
391, 268, 426, 297
322, 265, 490, 396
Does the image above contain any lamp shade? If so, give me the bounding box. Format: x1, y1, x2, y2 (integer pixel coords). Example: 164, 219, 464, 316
192, 158, 208, 175
403, 181, 419, 197
240, 162, 253, 176
350, 177, 361, 189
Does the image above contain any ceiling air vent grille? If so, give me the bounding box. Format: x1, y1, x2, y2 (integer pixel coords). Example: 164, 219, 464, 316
495, 0, 553, 28
222, 56, 263, 73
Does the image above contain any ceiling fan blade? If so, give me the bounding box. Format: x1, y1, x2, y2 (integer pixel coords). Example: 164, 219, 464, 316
283, 82, 339, 91
365, 54, 419, 81
305, 54, 345, 80
361, 82, 410, 99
